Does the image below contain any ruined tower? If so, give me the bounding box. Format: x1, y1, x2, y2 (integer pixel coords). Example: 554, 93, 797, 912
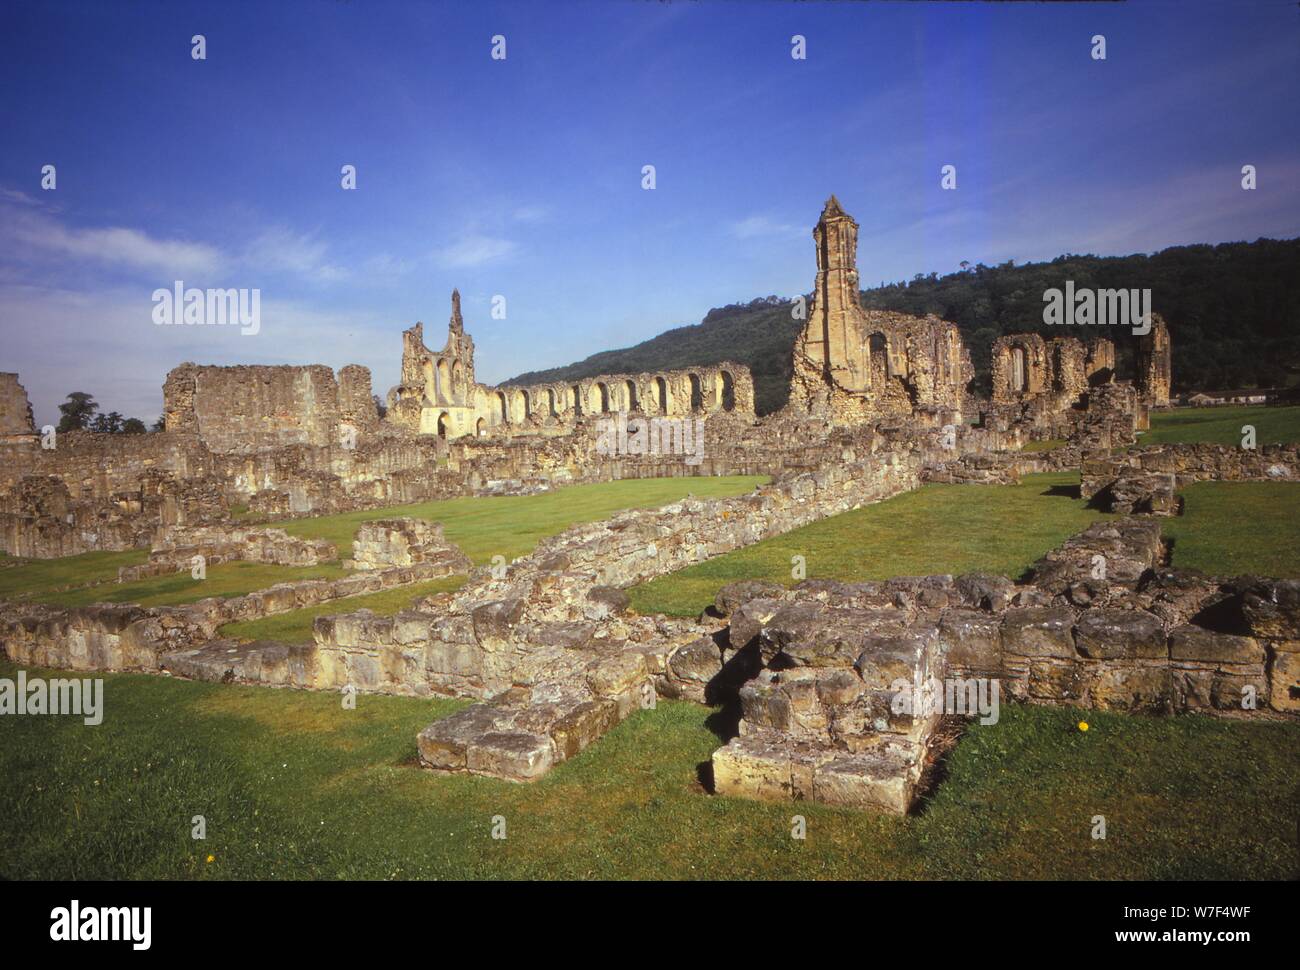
791, 196, 971, 425
804, 195, 868, 392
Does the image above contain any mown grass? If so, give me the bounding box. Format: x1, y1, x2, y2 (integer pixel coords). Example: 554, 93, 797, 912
1165, 481, 1300, 578
630, 472, 1113, 617
1142, 404, 1300, 446
274, 475, 769, 562
0, 548, 149, 602
1, 660, 1294, 880
1021, 438, 1066, 453
219, 575, 468, 643
2, 477, 767, 610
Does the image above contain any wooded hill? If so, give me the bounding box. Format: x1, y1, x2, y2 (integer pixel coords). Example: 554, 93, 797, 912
506, 238, 1300, 415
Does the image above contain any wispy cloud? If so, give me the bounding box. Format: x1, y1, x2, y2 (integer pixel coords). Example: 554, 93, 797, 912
243, 227, 349, 282
2, 206, 225, 276
433, 234, 519, 269
729, 215, 804, 241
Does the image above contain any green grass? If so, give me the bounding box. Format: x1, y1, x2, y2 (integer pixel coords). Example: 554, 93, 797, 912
219, 575, 468, 643
274, 475, 769, 562
1020, 438, 1066, 453
0, 549, 149, 602
1, 660, 1294, 880
1165, 481, 1300, 578
630, 472, 1113, 616
1, 476, 767, 610
1143, 405, 1300, 446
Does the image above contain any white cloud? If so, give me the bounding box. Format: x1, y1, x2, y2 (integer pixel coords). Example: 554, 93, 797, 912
3, 208, 225, 277
730, 215, 803, 241
242, 227, 350, 282
433, 234, 519, 268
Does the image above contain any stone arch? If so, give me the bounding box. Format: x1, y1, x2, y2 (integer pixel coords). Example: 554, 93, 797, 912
451, 361, 464, 401
513, 389, 529, 423
625, 379, 638, 412
596, 382, 610, 413
496, 390, 509, 424
688, 373, 703, 411
546, 387, 557, 416
655, 376, 669, 414
571, 385, 583, 417
720, 370, 736, 412
476, 417, 486, 436
436, 411, 450, 438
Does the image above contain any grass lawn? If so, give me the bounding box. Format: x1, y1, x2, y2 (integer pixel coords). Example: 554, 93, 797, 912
0, 476, 767, 610
274, 475, 769, 562
630, 472, 1114, 617
219, 575, 468, 643
1, 659, 1294, 880
1020, 438, 1066, 453
1142, 404, 1300, 446
1165, 481, 1300, 578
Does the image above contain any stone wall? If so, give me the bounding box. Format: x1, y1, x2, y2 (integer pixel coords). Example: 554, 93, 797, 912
702, 517, 1298, 813
116, 525, 339, 582
1081, 443, 1300, 503
163, 363, 377, 452
387, 291, 756, 441
0, 373, 35, 441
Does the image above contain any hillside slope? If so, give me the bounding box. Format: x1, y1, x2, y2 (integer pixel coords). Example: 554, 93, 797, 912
505, 238, 1300, 415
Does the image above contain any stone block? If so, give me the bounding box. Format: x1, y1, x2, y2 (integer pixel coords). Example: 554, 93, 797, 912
1167, 625, 1263, 666
1000, 607, 1077, 658
466, 731, 556, 782
1074, 609, 1166, 660
811, 753, 914, 814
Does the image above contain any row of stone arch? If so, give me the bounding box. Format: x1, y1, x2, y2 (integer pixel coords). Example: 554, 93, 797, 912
488, 370, 739, 428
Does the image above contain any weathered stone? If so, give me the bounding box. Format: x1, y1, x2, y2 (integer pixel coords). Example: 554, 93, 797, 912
714, 579, 787, 617
466, 731, 556, 782
1074, 609, 1166, 660
1000, 607, 1078, 658
1168, 625, 1263, 666
812, 753, 914, 814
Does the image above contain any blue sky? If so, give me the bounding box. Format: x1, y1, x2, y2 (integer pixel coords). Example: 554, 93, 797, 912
1, 0, 1296, 427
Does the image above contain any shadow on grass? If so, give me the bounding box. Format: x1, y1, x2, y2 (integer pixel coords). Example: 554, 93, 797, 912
1041, 482, 1082, 500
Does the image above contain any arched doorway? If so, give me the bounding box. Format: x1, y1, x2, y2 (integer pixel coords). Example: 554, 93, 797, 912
625, 380, 638, 411
436, 412, 450, 438
655, 376, 668, 414
476, 418, 486, 436
497, 390, 509, 423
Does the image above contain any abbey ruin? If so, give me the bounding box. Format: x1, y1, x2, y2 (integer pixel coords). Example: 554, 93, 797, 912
5, 196, 1293, 817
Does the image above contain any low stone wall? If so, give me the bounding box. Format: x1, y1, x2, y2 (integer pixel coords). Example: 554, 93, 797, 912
0, 557, 471, 674
118, 525, 338, 581
697, 517, 1299, 814
1081, 443, 1300, 503
347, 518, 470, 572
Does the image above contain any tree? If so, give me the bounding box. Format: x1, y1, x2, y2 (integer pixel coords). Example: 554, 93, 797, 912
90, 411, 124, 434
149, 416, 165, 432
373, 394, 388, 420
122, 417, 147, 434
57, 392, 98, 432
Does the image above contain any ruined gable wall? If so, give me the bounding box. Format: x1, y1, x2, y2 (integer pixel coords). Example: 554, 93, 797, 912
0, 374, 35, 439
163, 363, 349, 453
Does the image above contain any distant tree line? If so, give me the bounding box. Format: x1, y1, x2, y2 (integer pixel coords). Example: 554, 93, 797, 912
507, 238, 1300, 414
55, 391, 157, 434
